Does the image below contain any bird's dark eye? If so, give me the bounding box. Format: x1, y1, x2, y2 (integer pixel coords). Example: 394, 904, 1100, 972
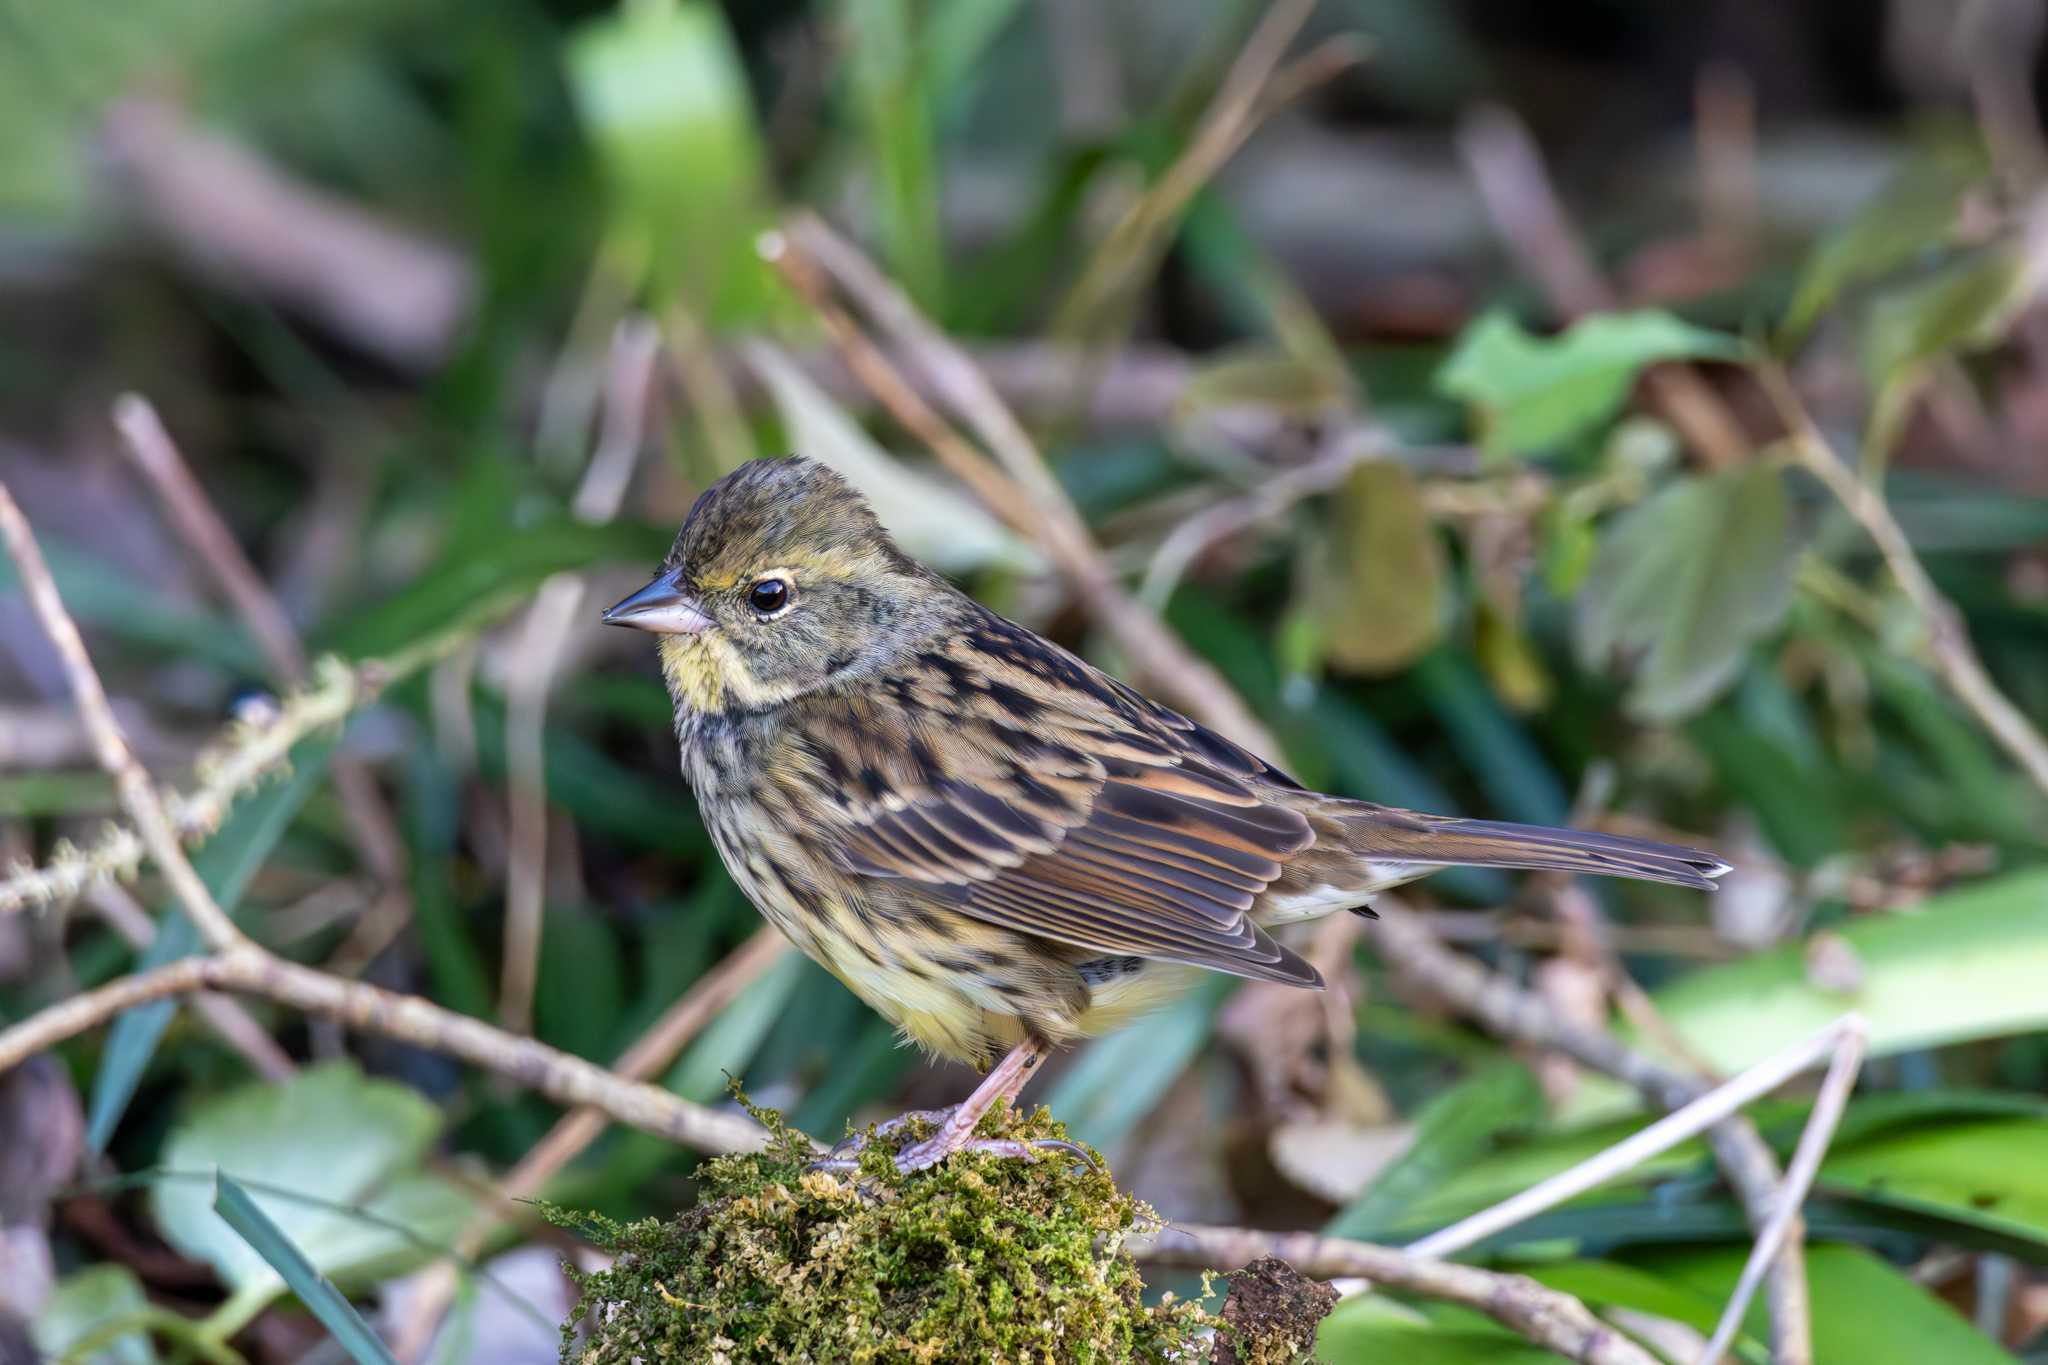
747, 578, 790, 615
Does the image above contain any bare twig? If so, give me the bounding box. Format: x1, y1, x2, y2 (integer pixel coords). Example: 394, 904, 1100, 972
1760, 363, 2048, 800
391, 928, 790, 1361
0, 948, 772, 1154
1140, 428, 1396, 608
1698, 1017, 1867, 1365
498, 319, 660, 1034
1053, 0, 1350, 341
0, 489, 785, 1161
1371, 901, 1814, 1365
1131, 1223, 1660, 1365
0, 483, 245, 952
768, 214, 1283, 759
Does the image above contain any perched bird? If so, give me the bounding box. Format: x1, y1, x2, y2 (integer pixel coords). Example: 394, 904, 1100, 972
604, 456, 1729, 1170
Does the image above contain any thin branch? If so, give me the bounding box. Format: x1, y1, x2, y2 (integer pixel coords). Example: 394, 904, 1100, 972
1371, 901, 1813, 1365
1131, 1223, 1660, 1365
0, 647, 459, 916
0, 947, 774, 1155
768, 214, 1284, 759
0, 482, 244, 952
1760, 362, 2048, 799
499, 318, 660, 1034
1697, 1016, 1867, 1365
1406, 1015, 1865, 1260
390, 927, 789, 1362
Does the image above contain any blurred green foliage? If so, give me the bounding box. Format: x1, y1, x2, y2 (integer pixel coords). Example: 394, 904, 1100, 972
3, 2, 2048, 1363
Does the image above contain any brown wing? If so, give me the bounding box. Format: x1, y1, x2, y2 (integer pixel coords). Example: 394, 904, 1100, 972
775, 612, 1323, 988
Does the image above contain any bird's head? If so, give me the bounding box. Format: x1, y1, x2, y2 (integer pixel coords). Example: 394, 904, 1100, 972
603, 456, 948, 715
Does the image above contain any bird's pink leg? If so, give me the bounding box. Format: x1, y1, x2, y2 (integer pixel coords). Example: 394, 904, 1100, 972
813, 1035, 1089, 1174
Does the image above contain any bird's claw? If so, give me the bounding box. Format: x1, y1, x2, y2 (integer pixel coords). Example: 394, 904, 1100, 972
807, 1113, 1095, 1176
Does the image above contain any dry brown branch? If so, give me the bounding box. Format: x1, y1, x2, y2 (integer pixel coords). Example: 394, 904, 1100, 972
499, 319, 661, 1034
0, 949, 770, 1154
1371, 901, 1812, 1365
0, 483, 245, 953
768, 214, 1283, 760
1131, 1223, 1659, 1365
1760, 362, 2048, 800
391, 927, 790, 1361
110, 395, 416, 976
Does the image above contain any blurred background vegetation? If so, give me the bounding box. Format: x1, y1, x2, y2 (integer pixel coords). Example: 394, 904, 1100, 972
3, 0, 2048, 1361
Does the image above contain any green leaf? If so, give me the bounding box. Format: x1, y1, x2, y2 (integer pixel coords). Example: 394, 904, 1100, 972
149, 1062, 472, 1330
1325, 1060, 1542, 1241
1395, 1113, 1708, 1234
1523, 1257, 1740, 1342
843, 0, 944, 311
1634, 1243, 2011, 1365
1576, 465, 1797, 722
1822, 1117, 2048, 1250
87, 736, 337, 1153
1319, 1294, 1567, 1364
1556, 869, 2048, 1124
212, 1174, 399, 1365
1046, 975, 1233, 1156
535, 907, 628, 1062
1314, 461, 1445, 674
664, 950, 811, 1105
32, 1264, 159, 1365
1437, 310, 1740, 459
320, 518, 671, 659
1862, 243, 2030, 390
565, 0, 777, 321
1780, 142, 1987, 343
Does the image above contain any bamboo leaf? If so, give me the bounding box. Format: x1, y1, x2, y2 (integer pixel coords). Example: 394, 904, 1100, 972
211, 1174, 399, 1365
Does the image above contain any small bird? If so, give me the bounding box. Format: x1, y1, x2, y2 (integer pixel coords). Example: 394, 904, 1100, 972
604, 457, 1729, 1170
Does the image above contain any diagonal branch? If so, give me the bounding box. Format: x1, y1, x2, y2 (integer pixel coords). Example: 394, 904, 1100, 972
0, 483, 245, 952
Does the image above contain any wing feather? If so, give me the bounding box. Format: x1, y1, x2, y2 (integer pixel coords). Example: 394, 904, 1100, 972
780, 614, 1322, 988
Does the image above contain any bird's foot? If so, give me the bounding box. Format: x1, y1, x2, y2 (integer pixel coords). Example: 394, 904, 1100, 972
889, 1128, 1093, 1173
808, 1105, 1093, 1175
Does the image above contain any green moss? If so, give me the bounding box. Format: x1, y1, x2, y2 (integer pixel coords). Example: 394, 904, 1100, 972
553, 1101, 1217, 1364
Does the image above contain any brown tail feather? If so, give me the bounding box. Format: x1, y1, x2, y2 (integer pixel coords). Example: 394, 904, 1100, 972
1343, 808, 1731, 891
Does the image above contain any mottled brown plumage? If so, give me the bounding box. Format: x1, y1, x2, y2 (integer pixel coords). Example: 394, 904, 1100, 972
605, 456, 1729, 1168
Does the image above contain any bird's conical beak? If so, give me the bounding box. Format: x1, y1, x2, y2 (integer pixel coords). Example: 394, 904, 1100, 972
601, 569, 713, 635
